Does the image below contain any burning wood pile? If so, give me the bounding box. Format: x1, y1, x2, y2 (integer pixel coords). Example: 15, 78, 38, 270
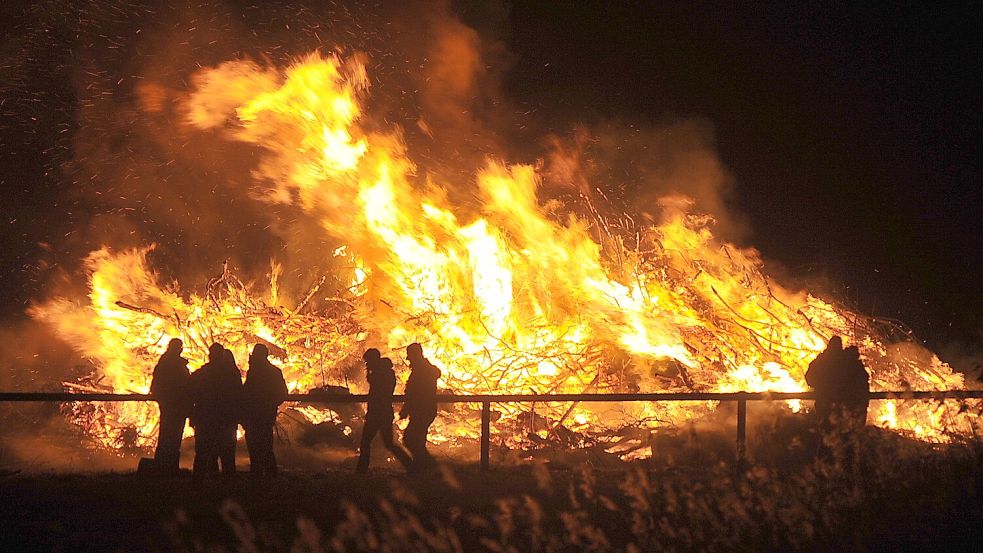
29, 52, 973, 457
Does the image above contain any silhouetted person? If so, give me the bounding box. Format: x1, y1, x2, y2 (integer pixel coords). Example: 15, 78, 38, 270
217, 347, 243, 472
806, 336, 844, 428
840, 345, 870, 430
150, 338, 191, 474
191, 343, 242, 479
241, 344, 288, 477
400, 343, 441, 472
806, 336, 870, 464
356, 348, 412, 474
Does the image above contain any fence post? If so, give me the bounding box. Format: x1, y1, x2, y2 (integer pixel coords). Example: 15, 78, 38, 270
736, 397, 747, 466
480, 401, 491, 471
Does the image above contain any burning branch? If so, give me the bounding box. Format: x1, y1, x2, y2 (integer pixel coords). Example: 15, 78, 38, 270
114, 301, 169, 321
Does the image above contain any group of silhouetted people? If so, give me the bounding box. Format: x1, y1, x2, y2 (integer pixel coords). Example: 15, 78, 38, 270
151, 339, 441, 478
357, 342, 442, 474
152, 334, 864, 475
150, 338, 287, 479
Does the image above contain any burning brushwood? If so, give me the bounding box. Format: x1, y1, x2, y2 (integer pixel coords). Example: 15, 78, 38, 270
28, 50, 976, 456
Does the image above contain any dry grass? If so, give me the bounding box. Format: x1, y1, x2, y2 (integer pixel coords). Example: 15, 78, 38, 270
3, 421, 983, 552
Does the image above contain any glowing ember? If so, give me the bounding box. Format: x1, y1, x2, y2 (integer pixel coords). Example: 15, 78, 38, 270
30, 51, 972, 452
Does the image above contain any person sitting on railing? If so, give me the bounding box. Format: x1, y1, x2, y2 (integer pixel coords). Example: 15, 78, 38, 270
150, 338, 191, 474
241, 344, 288, 477
356, 348, 412, 474
191, 343, 242, 479
400, 342, 441, 473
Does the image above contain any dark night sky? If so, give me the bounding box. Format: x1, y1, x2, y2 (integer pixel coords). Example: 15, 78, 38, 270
0, 2, 980, 352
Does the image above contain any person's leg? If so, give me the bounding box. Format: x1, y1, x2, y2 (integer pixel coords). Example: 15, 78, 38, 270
244, 425, 259, 474
356, 419, 380, 473
815, 403, 835, 464
402, 417, 425, 473
193, 425, 217, 480
262, 426, 277, 476
847, 405, 867, 471
379, 421, 412, 469
210, 430, 222, 474
155, 410, 184, 473
220, 426, 236, 474
416, 412, 438, 468
828, 404, 852, 468
192, 429, 205, 479
403, 417, 423, 458
253, 424, 275, 476
170, 416, 187, 471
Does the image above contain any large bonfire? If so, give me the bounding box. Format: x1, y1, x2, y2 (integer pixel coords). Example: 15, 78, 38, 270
31, 52, 971, 454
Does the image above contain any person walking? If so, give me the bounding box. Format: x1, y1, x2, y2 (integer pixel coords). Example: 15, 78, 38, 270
400, 343, 441, 472
356, 348, 412, 474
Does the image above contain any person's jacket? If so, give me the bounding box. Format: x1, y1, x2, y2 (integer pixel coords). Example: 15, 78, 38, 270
241, 358, 288, 427
806, 347, 869, 407
150, 352, 191, 413
366, 358, 397, 420
840, 349, 870, 408
191, 360, 242, 428
403, 358, 441, 417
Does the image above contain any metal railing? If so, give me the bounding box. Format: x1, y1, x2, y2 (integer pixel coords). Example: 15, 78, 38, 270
3, 390, 982, 470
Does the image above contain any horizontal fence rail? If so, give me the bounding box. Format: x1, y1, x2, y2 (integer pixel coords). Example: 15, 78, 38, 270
2, 390, 982, 470
5, 391, 983, 402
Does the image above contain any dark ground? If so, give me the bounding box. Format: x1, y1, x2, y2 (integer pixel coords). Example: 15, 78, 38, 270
0, 469, 485, 552
3, 441, 983, 552
3, 403, 983, 551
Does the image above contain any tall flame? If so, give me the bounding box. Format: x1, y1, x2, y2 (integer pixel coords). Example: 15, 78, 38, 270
32, 52, 972, 451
